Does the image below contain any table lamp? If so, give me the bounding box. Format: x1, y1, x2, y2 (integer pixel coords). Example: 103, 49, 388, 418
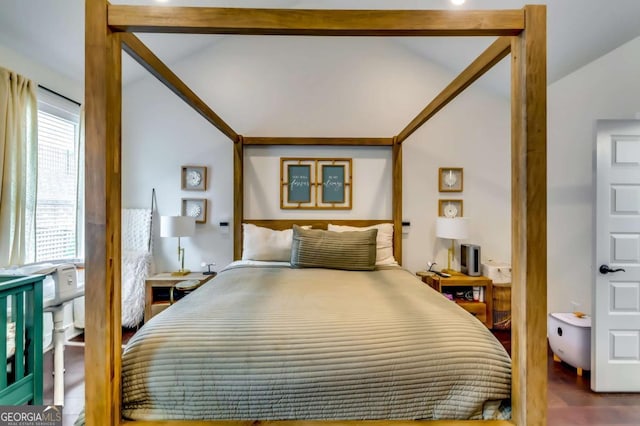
160, 215, 196, 276
435, 217, 469, 274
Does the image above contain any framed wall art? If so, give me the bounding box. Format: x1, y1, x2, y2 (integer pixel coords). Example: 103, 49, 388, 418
287, 164, 312, 203
181, 165, 207, 191
322, 165, 345, 203
438, 167, 463, 192
280, 158, 316, 209
317, 159, 352, 209
438, 199, 463, 218
182, 198, 208, 224
280, 157, 352, 210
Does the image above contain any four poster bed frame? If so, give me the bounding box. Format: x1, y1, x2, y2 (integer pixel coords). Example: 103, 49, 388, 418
84, 3, 547, 426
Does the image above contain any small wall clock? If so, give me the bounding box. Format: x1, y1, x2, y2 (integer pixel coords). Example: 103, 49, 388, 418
181, 198, 207, 224
181, 165, 207, 191
438, 167, 463, 192
438, 199, 463, 218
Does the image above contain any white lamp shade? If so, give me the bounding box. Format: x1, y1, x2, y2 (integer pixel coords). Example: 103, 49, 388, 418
160, 215, 196, 238
435, 217, 469, 240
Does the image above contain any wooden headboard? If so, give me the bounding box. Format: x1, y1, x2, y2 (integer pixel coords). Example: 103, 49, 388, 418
233, 140, 404, 264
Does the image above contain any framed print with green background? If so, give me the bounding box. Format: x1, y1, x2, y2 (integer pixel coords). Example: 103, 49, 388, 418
321, 165, 344, 203
317, 158, 352, 209
288, 164, 311, 202
280, 158, 316, 209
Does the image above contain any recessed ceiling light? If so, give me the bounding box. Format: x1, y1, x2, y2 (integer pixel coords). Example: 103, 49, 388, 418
451, 0, 465, 5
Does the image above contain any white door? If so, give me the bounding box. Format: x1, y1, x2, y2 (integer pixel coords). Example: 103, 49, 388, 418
594, 119, 640, 392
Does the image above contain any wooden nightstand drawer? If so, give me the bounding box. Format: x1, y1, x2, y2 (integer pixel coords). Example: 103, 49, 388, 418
151, 303, 170, 318
457, 301, 487, 323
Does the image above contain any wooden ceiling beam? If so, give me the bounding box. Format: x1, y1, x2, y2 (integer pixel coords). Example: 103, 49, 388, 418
109, 6, 524, 36
396, 35, 512, 144
120, 33, 239, 142
243, 137, 393, 146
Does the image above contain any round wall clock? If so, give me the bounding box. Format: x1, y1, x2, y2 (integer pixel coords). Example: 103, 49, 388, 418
443, 170, 457, 188
444, 203, 459, 218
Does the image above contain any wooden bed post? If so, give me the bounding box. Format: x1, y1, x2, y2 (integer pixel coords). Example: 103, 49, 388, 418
234, 135, 244, 260
510, 5, 547, 426
85, 1, 122, 425
392, 137, 403, 265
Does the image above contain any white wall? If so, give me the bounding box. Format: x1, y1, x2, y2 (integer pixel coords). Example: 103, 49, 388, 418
122, 70, 234, 272
122, 37, 512, 275
244, 146, 392, 220
0, 42, 82, 102
403, 85, 511, 272
548, 36, 640, 314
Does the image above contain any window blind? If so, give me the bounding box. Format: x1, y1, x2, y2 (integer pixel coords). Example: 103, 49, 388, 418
36, 91, 81, 262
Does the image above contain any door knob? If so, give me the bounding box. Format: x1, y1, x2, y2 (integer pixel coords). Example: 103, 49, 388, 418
599, 265, 626, 274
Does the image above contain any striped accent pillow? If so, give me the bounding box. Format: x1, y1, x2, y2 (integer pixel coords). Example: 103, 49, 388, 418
290, 225, 377, 271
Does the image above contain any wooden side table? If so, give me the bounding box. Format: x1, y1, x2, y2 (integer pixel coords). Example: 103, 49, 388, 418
416, 272, 493, 328
144, 272, 216, 322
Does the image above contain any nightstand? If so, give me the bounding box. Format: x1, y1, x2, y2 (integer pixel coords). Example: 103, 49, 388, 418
144, 272, 216, 322
416, 272, 493, 328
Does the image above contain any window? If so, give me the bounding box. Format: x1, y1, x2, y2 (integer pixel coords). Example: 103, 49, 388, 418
35, 90, 81, 262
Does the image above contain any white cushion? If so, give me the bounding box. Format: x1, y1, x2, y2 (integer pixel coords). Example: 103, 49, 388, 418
242, 224, 310, 262
327, 223, 398, 266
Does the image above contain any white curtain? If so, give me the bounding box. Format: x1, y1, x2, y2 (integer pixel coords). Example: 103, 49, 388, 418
0, 67, 38, 267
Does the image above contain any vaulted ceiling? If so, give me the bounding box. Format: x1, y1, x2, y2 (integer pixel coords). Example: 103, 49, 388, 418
1, 0, 639, 95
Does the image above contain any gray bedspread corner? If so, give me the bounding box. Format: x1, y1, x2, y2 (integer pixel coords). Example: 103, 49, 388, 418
122, 265, 511, 420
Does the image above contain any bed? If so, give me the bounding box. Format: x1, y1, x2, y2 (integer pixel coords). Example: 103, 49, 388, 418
85, 4, 547, 426
122, 263, 510, 421
120, 225, 511, 421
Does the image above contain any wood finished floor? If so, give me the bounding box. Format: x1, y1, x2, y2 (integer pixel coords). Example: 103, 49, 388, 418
547, 354, 640, 425
44, 337, 640, 426
43, 344, 85, 426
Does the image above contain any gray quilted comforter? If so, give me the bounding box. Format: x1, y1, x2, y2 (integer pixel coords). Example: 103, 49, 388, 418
121, 264, 511, 420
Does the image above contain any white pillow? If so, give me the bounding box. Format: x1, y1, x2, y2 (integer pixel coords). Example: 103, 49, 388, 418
327, 223, 398, 266
242, 224, 310, 262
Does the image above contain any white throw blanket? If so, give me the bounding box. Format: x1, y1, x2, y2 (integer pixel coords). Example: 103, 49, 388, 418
122, 209, 152, 252
120, 209, 154, 328
121, 251, 152, 328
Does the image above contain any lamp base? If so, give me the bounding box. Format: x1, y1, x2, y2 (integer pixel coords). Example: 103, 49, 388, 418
444, 241, 465, 276
171, 269, 191, 276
